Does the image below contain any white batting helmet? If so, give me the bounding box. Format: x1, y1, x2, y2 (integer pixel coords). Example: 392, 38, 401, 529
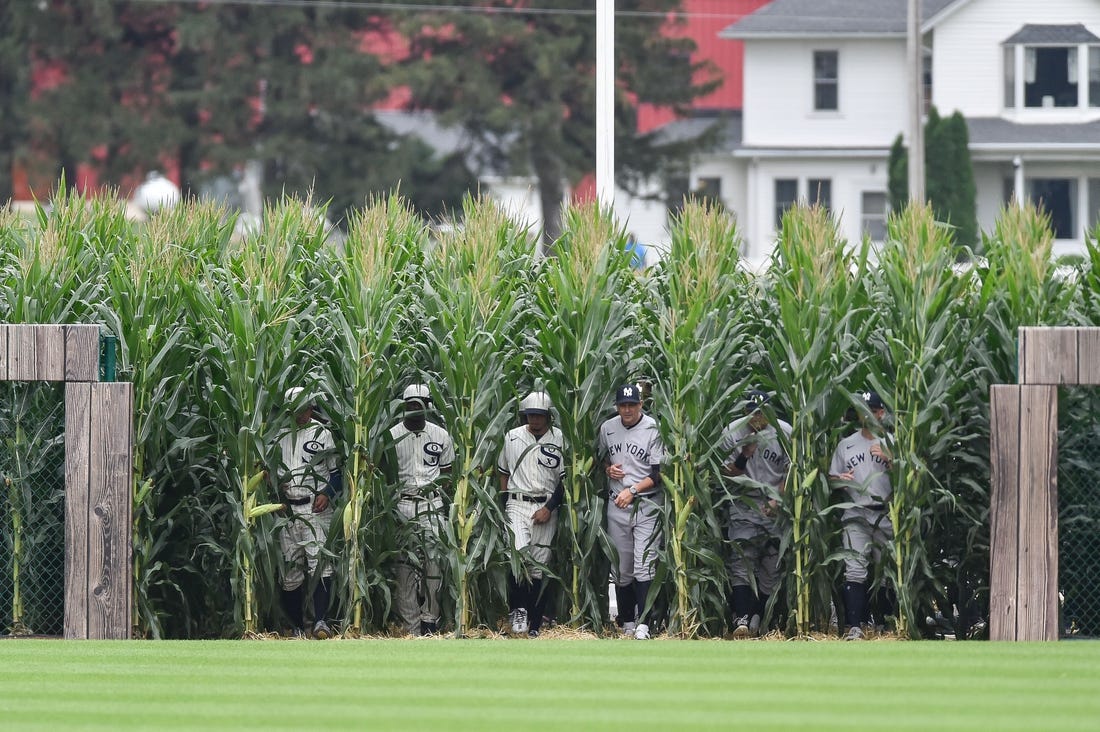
519, 391, 553, 415
402, 384, 431, 402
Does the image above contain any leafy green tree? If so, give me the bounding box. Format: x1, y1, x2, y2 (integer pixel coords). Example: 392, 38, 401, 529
0, 2, 34, 202
886, 108, 978, 248
392, 1, 720, 248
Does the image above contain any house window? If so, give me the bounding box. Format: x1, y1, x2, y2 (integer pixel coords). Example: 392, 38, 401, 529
775, 179, 798, 227
1024, 47, 1078, 108
808, 178, 831, 211
813, 51, 838, 111
666, 174, 690, 217
1028, 178, 1077, 239
695, 176, 722, 202
1091, 47, 1100, 107
1005, 46, 1016, 108
861, 192, 888, 241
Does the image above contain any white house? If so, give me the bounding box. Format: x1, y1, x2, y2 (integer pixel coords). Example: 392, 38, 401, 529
704, 0, 1100, 262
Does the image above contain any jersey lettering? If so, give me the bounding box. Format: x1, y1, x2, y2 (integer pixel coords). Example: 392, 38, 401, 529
537, 444, 562, 470
423, 441, 444, 467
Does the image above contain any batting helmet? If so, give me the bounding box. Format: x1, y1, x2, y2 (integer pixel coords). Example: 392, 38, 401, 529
519, 391, 553, 415
402, 384, 431, 403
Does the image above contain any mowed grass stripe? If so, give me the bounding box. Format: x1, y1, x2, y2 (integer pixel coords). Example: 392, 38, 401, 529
1, 641, 1098, 731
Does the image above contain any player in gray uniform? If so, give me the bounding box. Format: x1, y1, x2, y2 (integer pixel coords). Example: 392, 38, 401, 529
598, 383, 666, 640
388, 384, 454, 636
497, 391, 565, 638
828, 390, 894, 641
719, 389, 791, 638
276, 387, 341, 639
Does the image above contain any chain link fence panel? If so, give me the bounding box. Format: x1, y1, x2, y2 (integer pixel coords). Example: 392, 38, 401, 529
1059, 386, 1100, 639
0, 382, 66, 638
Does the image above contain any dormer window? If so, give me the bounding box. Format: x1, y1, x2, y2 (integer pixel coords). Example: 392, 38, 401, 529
1003, 24, 1100, 110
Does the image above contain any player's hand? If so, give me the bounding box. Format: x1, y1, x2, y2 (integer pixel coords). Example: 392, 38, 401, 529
762, 499, 778, 518
870, 442, 893, 464
606, 463, 625, 481
532, 507, 551, 524
741, 443, 758, 459
614, 488, 634, 509
313, 494, 330, 513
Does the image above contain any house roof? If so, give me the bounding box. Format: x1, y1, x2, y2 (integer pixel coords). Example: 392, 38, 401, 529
966, 117, 1100, 148
651, 112, 743, 150
720, 0, 961, 38
1003, 24, 1100, 45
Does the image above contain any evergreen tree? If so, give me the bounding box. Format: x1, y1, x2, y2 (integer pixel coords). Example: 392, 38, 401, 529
885, 108, 978, 248
392, 1, 720, 248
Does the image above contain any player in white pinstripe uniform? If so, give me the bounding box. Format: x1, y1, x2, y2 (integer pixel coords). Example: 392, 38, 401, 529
599, 383, 666, 640
497, 391, 565, 638
388, 384, 454, 636
277, 387, 341, 640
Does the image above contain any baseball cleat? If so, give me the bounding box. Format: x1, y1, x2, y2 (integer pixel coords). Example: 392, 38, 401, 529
312, 620, 333, 640
621, 621, 636, 636
527, 629, 539, 638
510, 609, 529, 635
845, 625, 864, 641
749, 614, 762, 636
733, 615, 751, 639
633, 623, 651, 640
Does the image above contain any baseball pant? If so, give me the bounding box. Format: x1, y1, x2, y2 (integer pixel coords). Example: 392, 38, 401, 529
279, 504, 334, 591
395, 495, 445, 633
727, 518, 781, 597
506, 497, 557, 580
842, 508, 894, 583
608, 496, 662, 585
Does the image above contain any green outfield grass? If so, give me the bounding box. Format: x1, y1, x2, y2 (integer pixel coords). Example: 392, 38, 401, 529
1, 639, 1097, 731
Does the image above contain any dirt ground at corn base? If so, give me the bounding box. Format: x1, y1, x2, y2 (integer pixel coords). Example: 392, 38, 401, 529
245, 624, 904, 642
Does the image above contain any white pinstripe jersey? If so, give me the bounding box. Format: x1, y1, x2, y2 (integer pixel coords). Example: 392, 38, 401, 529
829, 430, 892, 507
598, 413, 665, 492
278, 422, 338, 501
719, 416, 792, 520
390, 421, 454, 496
497, 425, 565, 497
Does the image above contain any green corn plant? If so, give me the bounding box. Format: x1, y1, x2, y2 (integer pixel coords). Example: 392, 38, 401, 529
317, 194, 424, 633
95, 200, 236, 638
763, 205, 871, 636
420, 196, 536, 636
185, 198, 331, 635
534, 204, 640, 628
867, 204, 981, 637
645, 200, 752, 638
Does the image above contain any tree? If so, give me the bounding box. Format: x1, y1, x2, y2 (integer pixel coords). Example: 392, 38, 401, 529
392, 1, 721, 248
886, 108, 978, 249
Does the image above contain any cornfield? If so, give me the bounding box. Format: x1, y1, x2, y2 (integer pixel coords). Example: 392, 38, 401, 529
1, 189, 1098, 639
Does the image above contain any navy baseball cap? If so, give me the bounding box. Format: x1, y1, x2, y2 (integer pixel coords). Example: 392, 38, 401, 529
743, 389, 770, 413
861, 390, 885, 410
615, 384, 643, 405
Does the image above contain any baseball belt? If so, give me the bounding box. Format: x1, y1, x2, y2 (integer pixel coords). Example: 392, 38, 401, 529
508, 492, 547, 504
284, 496, 312, 506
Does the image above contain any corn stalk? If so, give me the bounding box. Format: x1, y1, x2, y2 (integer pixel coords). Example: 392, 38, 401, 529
646, 200, 750, 637
763, 205, 870, 635
534, 204, 640, 628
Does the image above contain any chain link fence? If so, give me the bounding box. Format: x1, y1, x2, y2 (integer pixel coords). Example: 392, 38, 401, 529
1058, 386, 1100, 639
0, 382, 66, 638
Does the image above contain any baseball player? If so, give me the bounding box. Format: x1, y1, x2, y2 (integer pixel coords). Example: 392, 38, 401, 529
388, 384, 454, 636
719, 389, 791, 638
828, 389, 894, 641
276, 387, 341, 639
598, 383, 666, 640
497, 391, 566, 638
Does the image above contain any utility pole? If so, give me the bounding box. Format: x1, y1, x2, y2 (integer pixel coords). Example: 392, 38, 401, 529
596, 0, 614, 208
907, 0, 925, 203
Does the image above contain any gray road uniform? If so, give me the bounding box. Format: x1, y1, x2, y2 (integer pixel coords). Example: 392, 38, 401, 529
829, 430, 894, 584
390, 420, 454, 634
599, 413, 666, 585
277, 421, 339, 592
719, 416, 792, 598
497, 424, 566, 580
